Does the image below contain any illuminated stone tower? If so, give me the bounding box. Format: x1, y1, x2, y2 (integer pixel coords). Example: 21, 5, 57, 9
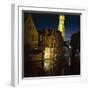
58, 15, 65, 38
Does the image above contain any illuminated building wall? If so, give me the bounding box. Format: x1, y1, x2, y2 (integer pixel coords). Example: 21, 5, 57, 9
58, 15, 65, 38
24, 15, 38, 49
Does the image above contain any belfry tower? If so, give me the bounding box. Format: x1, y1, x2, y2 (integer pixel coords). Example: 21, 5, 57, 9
58, 15, 65, 38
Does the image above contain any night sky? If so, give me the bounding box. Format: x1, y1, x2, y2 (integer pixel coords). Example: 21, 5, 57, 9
65, 15, 80, 41
24, 12, 80, 41
31, 13, 59, 30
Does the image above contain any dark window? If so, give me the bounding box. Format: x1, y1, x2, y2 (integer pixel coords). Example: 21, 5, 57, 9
32, 35, 34, 40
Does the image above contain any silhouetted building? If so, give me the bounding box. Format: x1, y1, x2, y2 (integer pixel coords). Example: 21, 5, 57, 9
70, 32, 80, 75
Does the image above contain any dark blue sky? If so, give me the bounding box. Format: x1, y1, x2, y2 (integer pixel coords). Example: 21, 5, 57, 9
64, 15, 80, 41
24, 13, 80, 41
31, 13, 59, 30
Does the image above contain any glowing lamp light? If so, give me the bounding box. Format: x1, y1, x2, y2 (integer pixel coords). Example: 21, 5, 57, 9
44, 47, 50, 59
44, 47, 51, 71
44, 60, 50, 71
